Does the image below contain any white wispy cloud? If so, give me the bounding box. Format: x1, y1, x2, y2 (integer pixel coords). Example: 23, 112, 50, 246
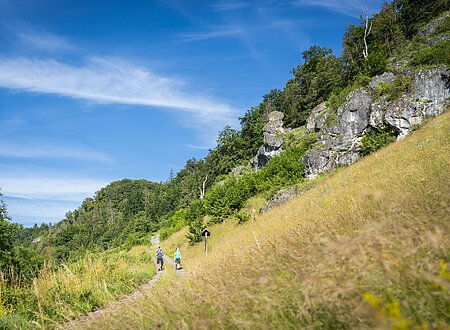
0, 143, 112, 162
291, 0, 380, 18
186, 144, 210, 150
3, 196, 82, 224
211, 2, 250, 11
0, 176, 108, 201
178, 25, 244, 42
15, 30, 74, 52
0, 56, 238, 128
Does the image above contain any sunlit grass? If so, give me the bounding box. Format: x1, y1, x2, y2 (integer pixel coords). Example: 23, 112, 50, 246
77, 112, 450, 329
0, 245, 155, 329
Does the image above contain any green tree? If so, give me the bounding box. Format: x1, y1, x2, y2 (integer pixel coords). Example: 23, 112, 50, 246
393, 0, 450, 38
186, 200, 206, 244
278, 46, 344, 127
0, 192, 15, 270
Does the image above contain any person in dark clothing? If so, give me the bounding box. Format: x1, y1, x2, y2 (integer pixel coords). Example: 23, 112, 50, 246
156, 246, 164, 271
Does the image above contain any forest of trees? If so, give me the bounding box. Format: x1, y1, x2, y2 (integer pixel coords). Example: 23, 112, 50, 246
1, 0, 449, 280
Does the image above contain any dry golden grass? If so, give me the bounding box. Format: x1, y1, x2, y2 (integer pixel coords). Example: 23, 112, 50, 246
75, 113, 450, 329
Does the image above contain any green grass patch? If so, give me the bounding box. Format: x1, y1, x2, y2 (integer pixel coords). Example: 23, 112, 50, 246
360, 125, 398, 156
411, 41, 450, 67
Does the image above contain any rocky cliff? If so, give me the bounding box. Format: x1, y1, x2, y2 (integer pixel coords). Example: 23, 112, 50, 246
303, 66, 450, 178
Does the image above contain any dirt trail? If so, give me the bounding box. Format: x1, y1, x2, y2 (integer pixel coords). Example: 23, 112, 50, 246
62, 235, 182, 329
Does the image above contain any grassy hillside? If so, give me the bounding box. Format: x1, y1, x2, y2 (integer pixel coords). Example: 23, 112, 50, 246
69, 111, 450, 329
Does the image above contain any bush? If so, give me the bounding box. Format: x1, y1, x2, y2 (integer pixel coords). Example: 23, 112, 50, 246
235, 210, 252, 224
11, 246, 44, 281
373, 75, 413, 102
367, 49, 389, 76
186, 216, 205, 245
411, 41, 450, 67
432, 16, 450, 36
201, 134, 317, 225
360, 125, 398, 156
326, 75, 371, 111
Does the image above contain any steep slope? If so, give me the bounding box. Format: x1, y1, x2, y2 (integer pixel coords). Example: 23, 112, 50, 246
75, 111, 450, 329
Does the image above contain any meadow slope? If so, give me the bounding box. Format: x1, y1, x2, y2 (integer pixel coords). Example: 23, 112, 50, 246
73, 112, 450, 329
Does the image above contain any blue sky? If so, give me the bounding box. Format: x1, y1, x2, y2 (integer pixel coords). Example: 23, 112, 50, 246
0, 0, 384, 226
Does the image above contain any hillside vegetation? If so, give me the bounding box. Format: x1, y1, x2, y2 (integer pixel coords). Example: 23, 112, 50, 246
8, 0, 449, 261
0, 245, 154, 329
77, 111, 450, 329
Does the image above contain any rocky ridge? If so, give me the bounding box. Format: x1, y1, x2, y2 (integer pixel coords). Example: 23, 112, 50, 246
303, 66, 450, 178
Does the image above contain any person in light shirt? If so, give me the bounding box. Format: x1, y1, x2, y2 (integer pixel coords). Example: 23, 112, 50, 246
174, 247, 181, 270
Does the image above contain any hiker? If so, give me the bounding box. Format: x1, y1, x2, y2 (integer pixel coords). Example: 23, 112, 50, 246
174, 247, 181, 270
156, 246, 164, 271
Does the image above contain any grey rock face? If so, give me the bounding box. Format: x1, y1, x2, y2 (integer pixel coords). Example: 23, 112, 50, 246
386, 67, 450, 138
368, 72, 396, 90
259, 185, 311, 214
338, 90, 372, 140
252, 111, 285, 168
306, 102, 328, 134
303, 67, 450, 178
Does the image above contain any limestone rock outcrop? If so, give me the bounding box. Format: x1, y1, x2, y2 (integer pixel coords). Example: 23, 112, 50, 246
304, 66, 450, 179
251, 111, 285, 169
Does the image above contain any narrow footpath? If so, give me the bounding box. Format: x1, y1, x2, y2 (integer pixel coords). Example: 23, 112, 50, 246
63, 235, 182, 329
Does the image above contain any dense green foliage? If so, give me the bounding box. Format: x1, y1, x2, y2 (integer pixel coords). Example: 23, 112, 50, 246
0, 194, 14, 271
0, 193, 44, 285
393, 0, 450, 37
186, 131, 316, 243
372, 74, 413, 101
411, 41, 450, 66
361, 125, 399, 156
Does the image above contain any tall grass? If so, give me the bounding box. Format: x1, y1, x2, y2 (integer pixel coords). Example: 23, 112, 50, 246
0, 245, 155, 329
74, 112, 450, 329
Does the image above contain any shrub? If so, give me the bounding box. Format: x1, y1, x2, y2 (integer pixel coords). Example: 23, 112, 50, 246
11, 246, 44, 281
373, 75, 413, 102
326, 75, 371, 111
367, 49, 389, 76
235, 210, 252, 224
186, 216, 205, 245
411, 41, 450, 67
360, 125, 398, 156
201, 134, 316, 224
432, 15, 450, 36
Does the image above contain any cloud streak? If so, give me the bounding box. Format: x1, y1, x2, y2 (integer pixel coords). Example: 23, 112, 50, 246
178, 26, 244, 42
210, 2, 250, 12
3, 196, 83, 224
291, 0, 380, 18
0, 143, 112, 162
0, 175, 108, 202
15, 30, 75, 52
0, 56, 238, 127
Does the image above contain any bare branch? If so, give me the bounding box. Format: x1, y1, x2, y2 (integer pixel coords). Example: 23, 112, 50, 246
363, 8, 372, 60
199, 175, 208, 199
